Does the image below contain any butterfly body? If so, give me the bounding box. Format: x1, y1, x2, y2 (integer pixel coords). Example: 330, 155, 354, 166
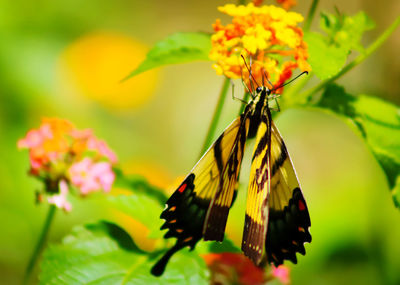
151, 85, 311, 276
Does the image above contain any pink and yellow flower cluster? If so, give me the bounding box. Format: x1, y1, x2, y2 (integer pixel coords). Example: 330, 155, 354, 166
203, 252, 290, 285
18, 118, 117, 211
210, 3, 310, 92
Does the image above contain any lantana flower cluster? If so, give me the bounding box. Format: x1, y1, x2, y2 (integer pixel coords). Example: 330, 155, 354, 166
203, 252, 290, 285
210, 3, 310, 91
18, 118, 118, 211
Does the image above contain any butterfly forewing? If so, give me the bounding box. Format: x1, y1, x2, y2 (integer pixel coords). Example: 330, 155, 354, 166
263, 121, 311, 266
152, 115, 249, 276
203, 114, 249, 241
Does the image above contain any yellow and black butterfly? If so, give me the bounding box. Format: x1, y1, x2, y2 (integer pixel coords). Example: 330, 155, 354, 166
151, 70, 311, 276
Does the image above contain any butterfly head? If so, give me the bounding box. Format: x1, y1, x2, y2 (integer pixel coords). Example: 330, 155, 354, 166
254, 86, 273, 97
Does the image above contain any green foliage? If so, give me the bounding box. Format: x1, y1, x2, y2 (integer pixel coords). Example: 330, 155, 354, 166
320, 11, 375, 52
196, 237, 241, 255
39, 221, 209, 284
114, 169, 168, 205
392, 176, 400, 208
124, 32, 211, 80
107, 193, 164, 239
305, 32, 348, 80
306, 11, 375, 80
316, 84, 400, 196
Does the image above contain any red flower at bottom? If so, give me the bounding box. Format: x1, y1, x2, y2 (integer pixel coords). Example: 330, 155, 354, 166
204, 253, 264, 285
203, 252, 291, 285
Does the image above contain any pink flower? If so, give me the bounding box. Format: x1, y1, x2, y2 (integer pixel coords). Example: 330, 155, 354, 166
69, 157, 115, 195
272, 265, 290, 284
18, 118, 118, 211
70, 128, 93, 139
18, 124, 53, 149
47, 180, 72, 212
87, 137, 118, 163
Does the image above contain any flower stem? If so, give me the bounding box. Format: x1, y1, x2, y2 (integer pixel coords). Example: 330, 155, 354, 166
304, 0, 319, 32
299, 15, 400, 102
23, 205, 57, 285
199, 77, 230, 157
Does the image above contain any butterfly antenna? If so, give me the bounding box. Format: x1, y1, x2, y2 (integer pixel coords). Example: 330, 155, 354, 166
271, 71, 308, 93
240, 63, 253, 97
249, 57, 260, 91
262, 69, 274, 90
262, 69, 265, 86
241, 55, 260, 93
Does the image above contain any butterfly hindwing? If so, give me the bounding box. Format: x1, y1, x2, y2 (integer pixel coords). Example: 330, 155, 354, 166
263, 121, 311, 266
242, 113, 271, 265
152, 115, 249, 276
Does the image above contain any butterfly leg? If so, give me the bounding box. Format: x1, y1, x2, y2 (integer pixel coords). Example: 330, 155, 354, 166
231, 82, 248, 105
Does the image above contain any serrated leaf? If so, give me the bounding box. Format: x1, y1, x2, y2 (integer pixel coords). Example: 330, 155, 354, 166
304, 32, 348, 80
39, 222, 209, 284
320, 11, 375, 52
124, 32, 211, 80
315, 84, 400, 208
306, 11, 375, 80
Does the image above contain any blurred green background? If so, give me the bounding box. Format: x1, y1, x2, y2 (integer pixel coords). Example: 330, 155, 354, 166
1, 0, 399, 284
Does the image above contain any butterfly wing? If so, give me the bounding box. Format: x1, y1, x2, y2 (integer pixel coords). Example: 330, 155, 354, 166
263, 121, 311, 266
242, 114, 271, 265
203, 114, 249, 241
151, 114, 249, 276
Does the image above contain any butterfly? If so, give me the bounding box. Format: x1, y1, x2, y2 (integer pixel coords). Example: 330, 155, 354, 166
151, 68, 311, 276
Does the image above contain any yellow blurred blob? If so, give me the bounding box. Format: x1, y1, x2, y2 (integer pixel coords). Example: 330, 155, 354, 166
58, 32, 158, 110
109, 209, 156, 252
123, 160, 174, 190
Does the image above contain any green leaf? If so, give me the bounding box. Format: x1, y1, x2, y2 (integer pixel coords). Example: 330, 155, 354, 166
305, 32, 348, 80
107, 193, 164, 239
114, 168, 168, 205
306, 11, 375, 80
39, 221, 209, 284
315, 84, 400, 207
196, 237, 241, 255
320, 11, 375, 52
124, 32, 211, 80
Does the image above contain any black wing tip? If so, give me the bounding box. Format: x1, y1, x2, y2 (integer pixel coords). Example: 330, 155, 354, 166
264, 186, 312, 267
150, 243, 183, 277
151, 262, 166, 277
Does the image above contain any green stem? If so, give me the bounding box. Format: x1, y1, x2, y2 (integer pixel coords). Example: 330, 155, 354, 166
23, 205, 57, 285
299, 16, 400, 102
304, 0, 319, 32
199, 77, 230, 157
